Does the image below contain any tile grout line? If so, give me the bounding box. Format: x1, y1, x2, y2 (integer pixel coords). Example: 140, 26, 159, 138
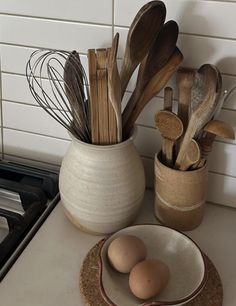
3, 126, 71, 142
0, 12, 112, 27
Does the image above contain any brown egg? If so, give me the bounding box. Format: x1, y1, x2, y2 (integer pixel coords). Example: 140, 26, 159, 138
107, 235, 147, 273
129, 259, 170, 300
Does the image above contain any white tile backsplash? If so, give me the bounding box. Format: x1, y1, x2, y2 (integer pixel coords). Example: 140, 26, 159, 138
2, 101, 70, 139
0, 0, 236, 208
115, 0, 236, 39
0, 15, 112, 51
3, 128, 70, 164
0, 0, 112, 24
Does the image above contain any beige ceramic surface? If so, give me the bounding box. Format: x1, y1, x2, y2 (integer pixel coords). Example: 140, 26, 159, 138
154, 153, 207, 230
99, 224, 206, 306
59, 133, 145, 234
154, 154, 208, 208
155, 198, 204, 232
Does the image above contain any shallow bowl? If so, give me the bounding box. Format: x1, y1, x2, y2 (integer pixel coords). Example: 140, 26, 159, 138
99, 224, 207, 306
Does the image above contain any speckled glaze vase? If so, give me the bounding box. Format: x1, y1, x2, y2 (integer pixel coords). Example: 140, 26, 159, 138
59, 133, 145, 235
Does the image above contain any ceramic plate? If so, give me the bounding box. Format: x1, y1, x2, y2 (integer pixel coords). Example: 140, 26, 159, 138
99, 224, 207, 306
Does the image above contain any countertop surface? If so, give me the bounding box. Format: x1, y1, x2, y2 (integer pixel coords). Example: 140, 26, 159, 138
0, 190, 236, 306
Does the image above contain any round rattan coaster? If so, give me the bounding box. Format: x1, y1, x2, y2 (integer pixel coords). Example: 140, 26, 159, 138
79, 240, 223, 306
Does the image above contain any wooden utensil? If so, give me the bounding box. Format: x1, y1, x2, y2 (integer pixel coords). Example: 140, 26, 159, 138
123, 47, 183, 139
108, 33, 122, 143
155, 110, 183, 167
88, 49, 99, 144
176, 67, 195, 130
164, 87, 173, 111
197, 120, 235, 168
175, 64, 219, 169
179, 139, 201, 170
96, 49, 110, 145
120, 0, 166, 97
122, 20, 178, 126
211, 67, 223, 119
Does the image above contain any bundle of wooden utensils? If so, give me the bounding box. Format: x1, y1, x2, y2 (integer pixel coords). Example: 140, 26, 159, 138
26, 1, 184, 145
155, 65, 235, 171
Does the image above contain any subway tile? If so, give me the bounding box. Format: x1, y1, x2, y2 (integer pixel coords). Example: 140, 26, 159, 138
0, 15, 112, 52
3, 128, 70, 165
0, 0, 112, 24
2, 101, 70, 139
0, 46, 89, 76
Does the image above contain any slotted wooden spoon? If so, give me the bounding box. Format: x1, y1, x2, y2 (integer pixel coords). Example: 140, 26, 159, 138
120, 0, 166, 97
122, 20, 178, 126
155, 110, 183, 167
175, 64, 219, 169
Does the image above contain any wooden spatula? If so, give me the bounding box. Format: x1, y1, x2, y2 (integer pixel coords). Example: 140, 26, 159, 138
88, 49, 99, 144
108, 33, 122, 143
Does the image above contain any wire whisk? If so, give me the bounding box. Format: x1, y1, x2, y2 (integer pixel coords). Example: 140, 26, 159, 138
26, 49, 91, 142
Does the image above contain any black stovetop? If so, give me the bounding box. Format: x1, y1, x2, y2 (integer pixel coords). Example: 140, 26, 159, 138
0, 161, 59, 281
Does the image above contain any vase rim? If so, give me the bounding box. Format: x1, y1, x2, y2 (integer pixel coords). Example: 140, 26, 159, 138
155, 152, 208, 173
69, 126, 137, 150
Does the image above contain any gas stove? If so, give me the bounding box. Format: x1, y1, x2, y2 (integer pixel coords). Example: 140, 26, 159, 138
0, 161, 59, 281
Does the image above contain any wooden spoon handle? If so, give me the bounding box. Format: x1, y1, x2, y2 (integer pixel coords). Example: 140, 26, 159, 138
123, 48, 183, 139
122, 58, 146, 127
164, 87, 173, 111
194, 132, 216, 168
163, 138, 174, 167
174, 117, 198, 169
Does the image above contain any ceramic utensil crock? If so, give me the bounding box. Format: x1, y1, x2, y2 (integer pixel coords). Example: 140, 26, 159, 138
59, 132, 145, 234
154, 153, 208, 231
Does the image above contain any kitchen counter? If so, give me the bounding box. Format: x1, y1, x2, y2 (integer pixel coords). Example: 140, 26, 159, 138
0, 190, 235, 306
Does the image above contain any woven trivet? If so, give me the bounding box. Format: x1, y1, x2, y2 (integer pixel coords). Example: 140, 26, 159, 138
79, 240, 223, 306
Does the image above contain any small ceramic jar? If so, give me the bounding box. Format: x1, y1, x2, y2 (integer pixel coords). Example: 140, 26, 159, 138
154, 153, 208, 231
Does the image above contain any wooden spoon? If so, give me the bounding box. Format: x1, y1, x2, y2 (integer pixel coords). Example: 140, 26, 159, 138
179, 139, 200, 170
123, 47, 183, 139
176, 67, 196, 130
155, 110, 183, 167
120, 0, 166, 97
174, 64, 219, 169
122, 20, 178, 125
197, 120, 235, 168
108, 33, 122, 142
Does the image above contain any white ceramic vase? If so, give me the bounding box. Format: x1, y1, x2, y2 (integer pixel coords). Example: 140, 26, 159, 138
59, 133, 145, 235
